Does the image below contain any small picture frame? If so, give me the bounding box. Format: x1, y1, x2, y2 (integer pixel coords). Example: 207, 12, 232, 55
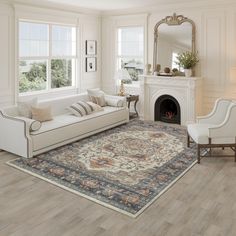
86, 40, 96, 55
86, 57, 97, 72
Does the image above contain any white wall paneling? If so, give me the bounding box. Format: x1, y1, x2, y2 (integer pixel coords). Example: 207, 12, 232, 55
0, 4, 14, 107
79, 15, 101, 93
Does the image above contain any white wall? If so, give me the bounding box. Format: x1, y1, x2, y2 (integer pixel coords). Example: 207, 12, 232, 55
0, 2, 101, 106
101, 1, 236, 114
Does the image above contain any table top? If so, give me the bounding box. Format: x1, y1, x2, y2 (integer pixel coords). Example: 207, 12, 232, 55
126, 94, 139, 102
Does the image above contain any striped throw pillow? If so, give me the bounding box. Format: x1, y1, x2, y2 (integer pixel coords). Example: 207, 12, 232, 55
68, 101, 94, 117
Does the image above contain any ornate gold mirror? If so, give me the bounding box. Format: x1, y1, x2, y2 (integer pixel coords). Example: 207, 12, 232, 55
153, 13, 196, 74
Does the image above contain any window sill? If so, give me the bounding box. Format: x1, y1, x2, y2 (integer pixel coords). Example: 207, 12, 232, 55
18, 87, 78, 101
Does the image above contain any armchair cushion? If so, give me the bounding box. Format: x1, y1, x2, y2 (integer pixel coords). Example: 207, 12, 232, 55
188, 123, 217, 144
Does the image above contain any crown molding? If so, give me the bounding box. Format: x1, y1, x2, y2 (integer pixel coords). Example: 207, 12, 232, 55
8, 0, 102, 16
101, 0, 236, 16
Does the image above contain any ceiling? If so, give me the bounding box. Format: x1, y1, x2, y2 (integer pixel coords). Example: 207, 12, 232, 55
46, 0, 195, 11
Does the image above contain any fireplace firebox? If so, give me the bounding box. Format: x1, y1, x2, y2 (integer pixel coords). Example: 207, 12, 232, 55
155, 95, 181, 124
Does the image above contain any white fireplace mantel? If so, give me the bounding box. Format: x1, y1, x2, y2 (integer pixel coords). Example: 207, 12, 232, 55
139, 75, 202, 125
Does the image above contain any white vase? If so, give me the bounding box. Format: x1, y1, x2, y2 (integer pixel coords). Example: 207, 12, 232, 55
184, 69, 192, 77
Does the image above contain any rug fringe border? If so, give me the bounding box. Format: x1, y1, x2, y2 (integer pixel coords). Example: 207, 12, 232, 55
6, 159, 197, 218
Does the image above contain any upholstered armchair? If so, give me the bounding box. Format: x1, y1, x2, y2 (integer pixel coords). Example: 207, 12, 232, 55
187, 98, 236, 163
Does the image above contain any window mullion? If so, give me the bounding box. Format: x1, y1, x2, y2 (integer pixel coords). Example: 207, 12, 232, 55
48, 24, 52, 91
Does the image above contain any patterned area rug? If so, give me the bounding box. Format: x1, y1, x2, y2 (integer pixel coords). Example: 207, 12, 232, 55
7, 120, 197, 218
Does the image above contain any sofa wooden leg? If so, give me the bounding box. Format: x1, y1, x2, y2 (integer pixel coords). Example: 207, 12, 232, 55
197, 145, 201, 164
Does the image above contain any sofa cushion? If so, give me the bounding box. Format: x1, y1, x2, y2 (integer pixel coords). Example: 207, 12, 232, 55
31, 106, 128, 152
31, 106, 125, 135
187, 123, 217, 144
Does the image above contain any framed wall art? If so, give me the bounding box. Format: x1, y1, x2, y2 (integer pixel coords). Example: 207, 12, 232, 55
86, 40, 97, 55
86, 57, 97, 72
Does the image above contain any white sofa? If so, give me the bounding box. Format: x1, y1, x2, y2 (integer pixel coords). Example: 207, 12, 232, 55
0, 93, 129, 158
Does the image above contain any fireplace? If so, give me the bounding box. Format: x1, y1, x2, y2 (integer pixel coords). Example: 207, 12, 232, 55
139, 75, 202, 125
155, 95, 181, 124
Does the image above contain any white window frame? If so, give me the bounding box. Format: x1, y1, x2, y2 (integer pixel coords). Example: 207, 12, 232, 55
116, 26, 145, 84
18, 19, 77, 96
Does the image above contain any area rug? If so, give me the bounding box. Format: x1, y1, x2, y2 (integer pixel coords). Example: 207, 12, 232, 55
7, 120, 197, 218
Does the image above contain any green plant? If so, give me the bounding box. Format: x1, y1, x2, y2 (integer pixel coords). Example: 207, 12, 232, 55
176, 51, 199, 69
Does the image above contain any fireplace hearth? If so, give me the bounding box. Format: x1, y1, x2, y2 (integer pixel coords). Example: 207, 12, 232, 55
155, 95, 181, 124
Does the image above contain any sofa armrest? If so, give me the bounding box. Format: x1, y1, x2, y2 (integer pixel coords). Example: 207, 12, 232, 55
104, 95, 126, 107
15, 116, 41, 132
0, 111, 32, 158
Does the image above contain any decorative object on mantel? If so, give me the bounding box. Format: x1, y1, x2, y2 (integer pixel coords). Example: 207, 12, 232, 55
164, 67, 171, 73
145, 64, 152, 75
156, 64, 161, 72
7, 119, 197, 218
176, 51, 199, 77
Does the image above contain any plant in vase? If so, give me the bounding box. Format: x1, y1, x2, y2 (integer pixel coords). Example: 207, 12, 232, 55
176, 51, 199, 77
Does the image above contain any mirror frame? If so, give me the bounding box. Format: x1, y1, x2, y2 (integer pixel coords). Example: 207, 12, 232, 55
153, 13, 196, 73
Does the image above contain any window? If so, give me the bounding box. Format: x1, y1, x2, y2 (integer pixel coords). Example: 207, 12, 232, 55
19, 21, 76, 94
172, 52, 179, 70
117, 27, 144, 84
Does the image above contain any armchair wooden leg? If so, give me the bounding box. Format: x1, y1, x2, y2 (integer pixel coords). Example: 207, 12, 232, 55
234, 146, 236, 162
197, 144, 201, 164
187, 132, 190, 148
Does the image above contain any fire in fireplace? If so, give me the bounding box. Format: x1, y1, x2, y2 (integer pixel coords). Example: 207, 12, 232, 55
155, 95, 181, 124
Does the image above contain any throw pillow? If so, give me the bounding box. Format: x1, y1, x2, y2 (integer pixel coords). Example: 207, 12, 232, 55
89, 95, 106, 107
31, 106, 53, 122
105, 96, 125, 107
87, 88, 105, 97
68, 101, 94, 117
17, 98, 38, 118
87, 102, 104, 112
68, 101, 104, 117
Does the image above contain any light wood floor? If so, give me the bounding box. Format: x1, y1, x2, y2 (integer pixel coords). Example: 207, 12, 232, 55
1, 150, 236, 236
